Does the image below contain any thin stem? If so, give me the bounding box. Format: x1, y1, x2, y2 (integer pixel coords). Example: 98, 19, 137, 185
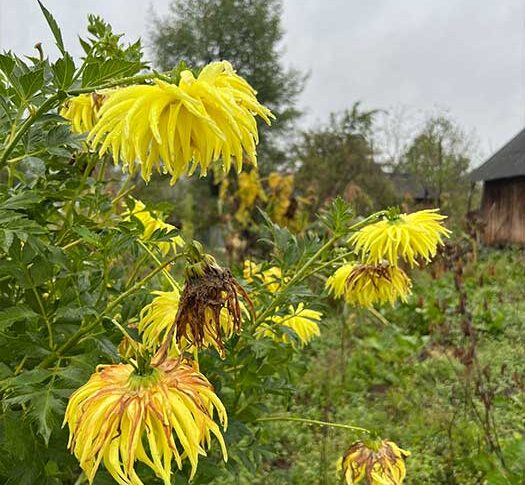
254, 235, 339, 327
0, 94, 64, 169
31, 287, 54, 349
38, 254, 182, 368
257, 416, 370, 434
137, 240, 180, 291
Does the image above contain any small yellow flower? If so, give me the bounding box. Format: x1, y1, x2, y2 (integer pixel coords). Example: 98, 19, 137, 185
125, 199, 184, 255
326, 263, 412, 307
64, 358, 227, 484
339, 439, 410, 485
87, 61, 273, 184
349, 209, 451, 267
256, 303, 321, 347
60, 92, 105, 133
242, 260, 283, 293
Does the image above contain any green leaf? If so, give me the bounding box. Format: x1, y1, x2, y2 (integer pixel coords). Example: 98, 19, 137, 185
82, 59, 141, 87
37, 1, 66, 55
0, 53, 15, 76
0, 306, 39, 331
19, 156, 46, 181
51, 53, 75, 89
30, 389, 64, 445
0, 191, 43, 210
18, 68, 44, 99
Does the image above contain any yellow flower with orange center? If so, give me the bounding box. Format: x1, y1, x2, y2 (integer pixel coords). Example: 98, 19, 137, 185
326, 262, 412, 307
60, 92, 106, 133
64, 359, 227, 484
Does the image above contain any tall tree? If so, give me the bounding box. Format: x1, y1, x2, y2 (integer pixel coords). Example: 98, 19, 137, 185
150, 0, 304, 169
401, 116, 471, 210
294, 105, 396, 214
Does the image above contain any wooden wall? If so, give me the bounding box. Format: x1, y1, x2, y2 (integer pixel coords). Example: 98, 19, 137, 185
481, 176, 525, 245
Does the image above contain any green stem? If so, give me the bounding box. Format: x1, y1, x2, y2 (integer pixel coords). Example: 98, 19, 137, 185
254, 235, 339, 327
38, 253, 182, 368
137, 240, 180, 290
0, 94, 64, 169
31, 287, 54, 349
257, 416, 370, 434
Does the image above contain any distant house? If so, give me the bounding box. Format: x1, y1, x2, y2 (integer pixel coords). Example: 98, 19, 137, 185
471, 129, 525, 246
388, 172, 436, 206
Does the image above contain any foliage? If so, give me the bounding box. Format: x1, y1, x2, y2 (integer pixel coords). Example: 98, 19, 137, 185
293, 105, 397, 214
255, 247, 525, 484
399, 116, 472, 213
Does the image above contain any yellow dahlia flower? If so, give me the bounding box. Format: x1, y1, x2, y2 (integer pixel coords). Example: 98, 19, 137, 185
60, 92, 105, 133
349, 209, 451, 267
64, 358, 227, 484
339, 439, 410, 485
257, 303, 321, 347
87, 61, 273, 184
326, 263, 412, 307
126, 199, 184, 255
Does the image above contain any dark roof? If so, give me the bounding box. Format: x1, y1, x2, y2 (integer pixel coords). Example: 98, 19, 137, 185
471, 128, 525, 182
388, 172, 436, 200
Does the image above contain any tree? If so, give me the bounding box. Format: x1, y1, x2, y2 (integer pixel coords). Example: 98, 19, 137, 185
293, 105, 397, 214
150, 0, 304, 168
400, 116, 472, 210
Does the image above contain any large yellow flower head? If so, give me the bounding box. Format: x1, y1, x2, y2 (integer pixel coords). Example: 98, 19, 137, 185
339, 439, 410, 485
256, 303, 322, 347
326, 263, 412, 307
60, 92, 105, 133
86, 61, 274, 184
125, 199, 184, 255
349, 209, 451, 267
64, 358, 227, 485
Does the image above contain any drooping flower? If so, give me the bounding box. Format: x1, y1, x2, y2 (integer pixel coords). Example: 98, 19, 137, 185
60, 92, 106, 133
87, 61, 274, 184
326, 262, 412, 307
64, 358, 227, 485
339, 439, 410, 485
256, 303, 322, 347
349, 209, 451, 267
157, 242, 253, 360
125, 199, 184, 255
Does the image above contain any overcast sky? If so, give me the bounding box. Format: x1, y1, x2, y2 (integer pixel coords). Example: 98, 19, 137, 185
0, 0, 523, 163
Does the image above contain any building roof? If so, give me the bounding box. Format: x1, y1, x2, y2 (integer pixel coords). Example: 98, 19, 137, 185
388, 172, 436, 200
471, 128, 525, 182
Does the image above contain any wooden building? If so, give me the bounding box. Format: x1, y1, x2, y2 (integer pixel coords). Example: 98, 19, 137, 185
471, 129, 525, 245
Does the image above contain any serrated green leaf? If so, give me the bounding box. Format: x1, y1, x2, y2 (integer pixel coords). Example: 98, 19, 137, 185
19, 68, 44, 99
0, 53, 15, 76
0, 191, 43, 210
37, 1, 66, 55
0, 306, 39, 331
52, 53, 75, 89
82, 58, 141, 87
30, 388, 64, 445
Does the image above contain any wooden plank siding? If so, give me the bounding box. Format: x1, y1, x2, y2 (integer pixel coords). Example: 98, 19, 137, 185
481, 176, 525, 245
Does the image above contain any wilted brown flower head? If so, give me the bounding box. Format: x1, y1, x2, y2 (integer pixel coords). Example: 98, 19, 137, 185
159, 242, 253, 360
